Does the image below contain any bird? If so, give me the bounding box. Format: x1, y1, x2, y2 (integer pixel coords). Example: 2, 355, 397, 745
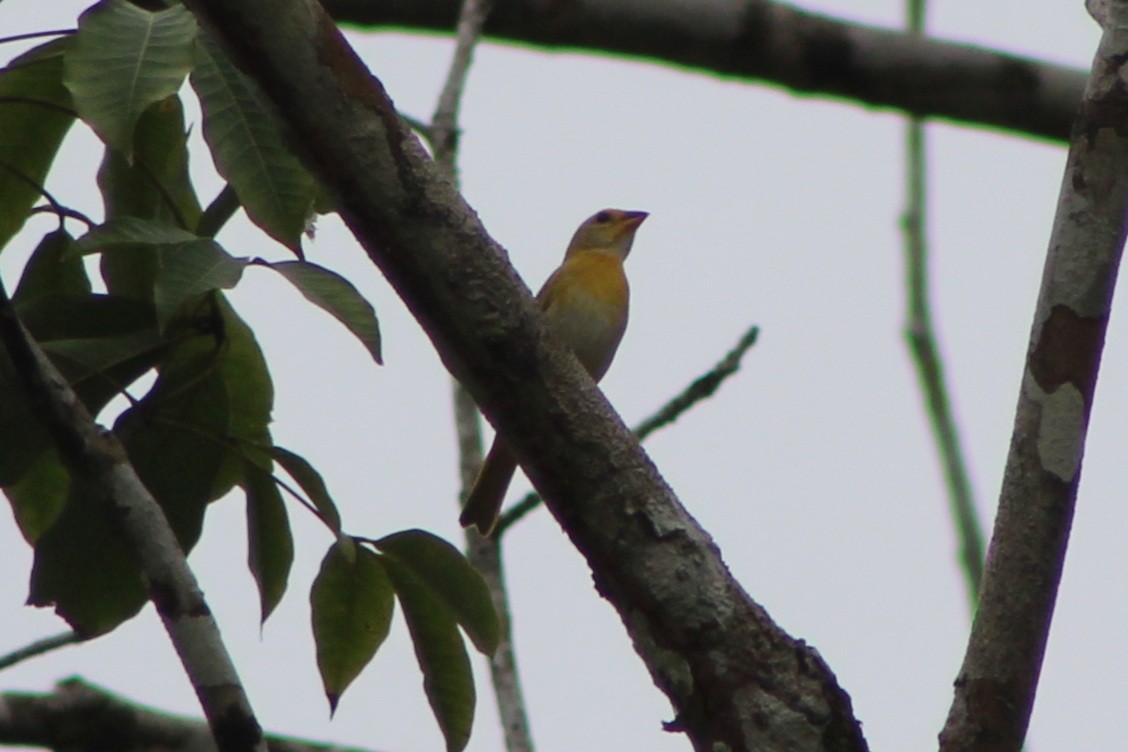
459, 208, 648, 536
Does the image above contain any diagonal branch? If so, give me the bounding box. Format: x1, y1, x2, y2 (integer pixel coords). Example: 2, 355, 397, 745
321, 0, 1084, 143
182, 0, 867, 749
939, 4, 1128, 750
0, 286, 267, 752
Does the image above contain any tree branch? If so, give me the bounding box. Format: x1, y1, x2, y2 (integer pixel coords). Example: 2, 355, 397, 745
0, 678, 380, 752
496, 324, 761, 535
0, 287, 266, 752
0, 631, 80, 672
322, 0, 1083, 143
939, 4, 1128, 750
181, 1, 866, 749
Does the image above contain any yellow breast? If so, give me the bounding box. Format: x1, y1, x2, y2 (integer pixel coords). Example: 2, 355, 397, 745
537, 250, 629, 381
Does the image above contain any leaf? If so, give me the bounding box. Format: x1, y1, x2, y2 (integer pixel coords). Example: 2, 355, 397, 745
382, 552, 476, 752
152, 240, 246, 330
12, 230, 90, 305
0, 38, 76, 252
266, 260, 383, 365
28, 483, 147, 637
41, 328, 165, 395
268, 445, 341, 534
0, 293, 160, 486
191, 31, 318, 255
78, 215, 200, 251
244, 459, 293, 624
97, 94, 202, 229
0, 338, 51, 485
65, 1, 197, 158
4, 448, 68, 544
375, 529, 499, 655
17, 293, 164, 413
311, 539, 395, 713
78, 220, 248, 330
95, 98, 203, 299
214, 295, 273, 443
114, 336, 233, 550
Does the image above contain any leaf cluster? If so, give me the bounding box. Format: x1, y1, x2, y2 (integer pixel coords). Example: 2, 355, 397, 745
0, 3, 496, 748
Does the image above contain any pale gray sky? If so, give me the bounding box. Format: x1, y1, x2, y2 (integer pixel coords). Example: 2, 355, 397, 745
0, 2, 1119, 751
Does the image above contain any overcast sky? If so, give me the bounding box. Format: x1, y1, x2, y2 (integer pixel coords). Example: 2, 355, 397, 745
1, 2, 1120, 751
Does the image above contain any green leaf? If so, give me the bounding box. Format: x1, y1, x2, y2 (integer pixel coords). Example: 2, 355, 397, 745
152, 240, 246, 330
214, 295, 273, 443
97, 95, 202, 228
0, 293, 160, 486
383, 552, 476, 752
41, 328, 165, 395
268, 445, 341, 534
19, 294, 164, 415
375, 530, 499, 655
114, 336, 233, 550
12, 230, 90, 305
96, 98, 203, 298
191, 31, 318, 255
244, 459, 293, 624
4, 448, 68, 544
28, 483, 147, 637
311, 539, 395, 713
78, 216, 199, 249
113, 295, 273, 551
0, 38, 76, 252
0, 339, 51, 485
78, 220, 248, 330
65, 1, 197, 158
266, 260, 382, 365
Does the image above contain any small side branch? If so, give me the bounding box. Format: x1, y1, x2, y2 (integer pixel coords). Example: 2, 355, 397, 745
497, 325, 759, 535
899, 0, 984, 608
0, 631, 80, 672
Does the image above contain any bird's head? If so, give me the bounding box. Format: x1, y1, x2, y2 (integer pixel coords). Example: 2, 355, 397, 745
565, 209, 648, 259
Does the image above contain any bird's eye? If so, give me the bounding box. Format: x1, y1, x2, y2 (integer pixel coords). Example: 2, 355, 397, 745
594, 211, 612, 223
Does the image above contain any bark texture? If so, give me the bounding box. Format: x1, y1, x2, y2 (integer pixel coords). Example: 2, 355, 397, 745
181, 0, 868, 749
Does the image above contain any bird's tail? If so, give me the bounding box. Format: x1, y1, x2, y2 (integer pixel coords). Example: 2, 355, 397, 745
459, 438, 519, 536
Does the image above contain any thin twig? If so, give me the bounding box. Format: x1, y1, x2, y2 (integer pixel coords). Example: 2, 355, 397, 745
0, 29, 75, 46
428, 1, 536, 750
430, 0, 495, 177
29, 204, 96, 229
0, 157, 69, 232
496, 325, 759, 535
0, 630, 80, 672
0, 282, 268, 752
900, 0, 984, 609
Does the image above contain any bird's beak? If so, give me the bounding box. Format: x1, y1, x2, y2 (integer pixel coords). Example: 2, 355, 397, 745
621, 211, 649, 228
